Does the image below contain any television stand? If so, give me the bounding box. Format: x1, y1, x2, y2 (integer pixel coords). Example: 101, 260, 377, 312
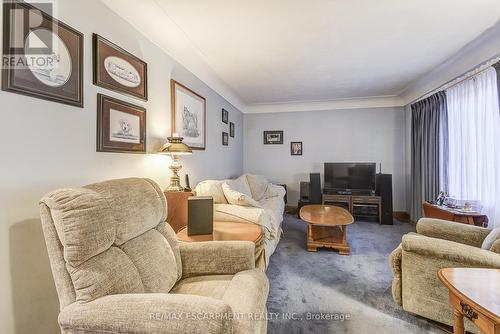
322, 193, 382, 223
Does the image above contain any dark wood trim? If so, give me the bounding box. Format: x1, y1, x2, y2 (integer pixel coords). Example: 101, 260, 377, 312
170, 79, 207, 150
96, 94, 146, 154
93, 33, 148, 101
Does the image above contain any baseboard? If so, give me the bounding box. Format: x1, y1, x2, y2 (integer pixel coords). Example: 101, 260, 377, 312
393, 211, 412, 223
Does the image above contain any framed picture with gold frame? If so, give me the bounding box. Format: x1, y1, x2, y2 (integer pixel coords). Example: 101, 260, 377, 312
171, 79, 206, 150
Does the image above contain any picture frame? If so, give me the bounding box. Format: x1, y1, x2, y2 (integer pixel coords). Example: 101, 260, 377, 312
2, 1, 84, 107
222, 132, 229, 146
222, 108, 229, 124
171, 79, 206, 150
97, 94, 146, 153
263, 130, 284, 145
93, 33, 148, 101
291, 142, 303, 156
230, 122, 235, 138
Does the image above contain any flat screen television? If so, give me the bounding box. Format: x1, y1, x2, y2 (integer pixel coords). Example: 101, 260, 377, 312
324, 163, 376, 194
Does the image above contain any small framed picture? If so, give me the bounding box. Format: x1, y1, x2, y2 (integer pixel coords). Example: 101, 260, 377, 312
93, 34, 148, 101
264, 130, 284, 145
97, 94, 146, 153
222, 132, 229, 146
291, 142, 303, 156
230, 122, 235, 138
222, 108, 229, 124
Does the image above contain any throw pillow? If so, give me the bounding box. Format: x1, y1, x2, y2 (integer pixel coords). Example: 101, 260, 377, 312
224, 175, 252, 197
481, 226, 500, 250
245, 174, 269, 201
222, 182, 262, 208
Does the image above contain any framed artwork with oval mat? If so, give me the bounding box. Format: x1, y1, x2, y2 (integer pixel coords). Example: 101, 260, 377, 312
2, 1, 84, 107
93, 33, 148, 101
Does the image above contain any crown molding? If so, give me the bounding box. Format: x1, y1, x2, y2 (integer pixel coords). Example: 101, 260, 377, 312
101, 0, 246, 112
243, 96, 405, 114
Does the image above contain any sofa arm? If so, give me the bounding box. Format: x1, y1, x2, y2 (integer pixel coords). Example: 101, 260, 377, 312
59, 293, 232, 334
389, 244, 403, 306
402, 234, 500, 268
180, 241, 255, 278
416, 218, 491, 247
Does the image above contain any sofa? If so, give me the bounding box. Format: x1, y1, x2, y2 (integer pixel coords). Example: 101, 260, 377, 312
40, 178, 269, 334
195, 174, 286, 269
390, 218, 500, 333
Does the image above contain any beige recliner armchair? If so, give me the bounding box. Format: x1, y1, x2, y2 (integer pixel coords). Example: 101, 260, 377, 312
390, 218, 500, 333
40, 178, 269, 334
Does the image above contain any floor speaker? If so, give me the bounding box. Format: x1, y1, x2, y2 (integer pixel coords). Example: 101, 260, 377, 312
376, 174, 393, 225
309, 173, 322, 204
300, 182, 310, 201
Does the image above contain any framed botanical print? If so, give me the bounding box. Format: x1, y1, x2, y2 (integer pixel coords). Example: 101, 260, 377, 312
2, 1, 84, 107
222, 108, 229, 124
97, 94, 146, 153
171, 79, 206, 150
291, 142, 303, 156
263, 130, 284, 144
230, 122, 235, 138
93, 34, 148, 101
222, 132, 229, 146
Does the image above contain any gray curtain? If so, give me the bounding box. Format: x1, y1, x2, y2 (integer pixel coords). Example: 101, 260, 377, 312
411, 91, 448, 220
493, 62, 500, 101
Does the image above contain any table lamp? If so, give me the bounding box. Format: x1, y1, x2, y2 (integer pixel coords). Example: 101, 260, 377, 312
159, 134, 192, 191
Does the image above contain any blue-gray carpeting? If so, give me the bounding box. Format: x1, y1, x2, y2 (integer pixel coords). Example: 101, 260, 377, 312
266, 214, 444, 334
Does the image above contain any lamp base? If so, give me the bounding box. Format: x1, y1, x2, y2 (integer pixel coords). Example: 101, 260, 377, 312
166, 184, 184, 192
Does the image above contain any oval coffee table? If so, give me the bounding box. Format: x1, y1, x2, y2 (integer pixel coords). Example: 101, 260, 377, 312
299, 205, 354, 255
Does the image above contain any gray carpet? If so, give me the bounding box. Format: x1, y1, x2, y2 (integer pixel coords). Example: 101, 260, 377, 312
266, 214, 444, 334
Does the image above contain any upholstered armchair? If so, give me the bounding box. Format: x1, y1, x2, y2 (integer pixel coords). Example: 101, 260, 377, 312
40, 178, 269, 334
390, 218, 500, 333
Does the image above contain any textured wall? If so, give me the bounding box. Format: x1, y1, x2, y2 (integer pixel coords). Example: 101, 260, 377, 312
244, 107, 406, 210
0, 1, 243, 333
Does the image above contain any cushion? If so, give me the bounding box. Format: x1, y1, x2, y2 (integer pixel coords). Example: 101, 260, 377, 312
224, 175, 252, 198
481, 226, 500, 250
170, 275, 234, 300
41, 178, 180, 303
222, 182, 262, 208
245, 174, 269, 201
262, 183, 286, 200
194, 180, 228, 204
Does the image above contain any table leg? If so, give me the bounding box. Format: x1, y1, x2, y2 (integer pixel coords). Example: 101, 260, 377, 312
307, 224, 317, 252
453, 308, 465, 334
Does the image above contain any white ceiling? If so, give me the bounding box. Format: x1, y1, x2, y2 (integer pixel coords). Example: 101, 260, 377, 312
103, 0, 500, 110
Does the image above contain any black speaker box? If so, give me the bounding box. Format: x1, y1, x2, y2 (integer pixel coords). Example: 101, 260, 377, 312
309, 173, 322, 204
188, 196, 213, 235
300, 181, 310, 201
376, 174, 393, 225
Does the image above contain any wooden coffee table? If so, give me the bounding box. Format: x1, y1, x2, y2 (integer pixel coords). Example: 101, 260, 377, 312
299, 205, 354, 254
438, 268, 500, 334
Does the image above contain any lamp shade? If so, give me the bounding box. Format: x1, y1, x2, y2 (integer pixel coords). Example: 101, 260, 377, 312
159, 136, 192, 156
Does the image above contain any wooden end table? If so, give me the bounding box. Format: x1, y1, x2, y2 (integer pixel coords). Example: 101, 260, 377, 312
299, 205, 354, 255
164, 191, 194, 232
438, 268, 500, 334
176, 221, 265, 268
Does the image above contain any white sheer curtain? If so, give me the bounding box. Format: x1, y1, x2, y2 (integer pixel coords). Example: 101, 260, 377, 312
446, 67, 500, 229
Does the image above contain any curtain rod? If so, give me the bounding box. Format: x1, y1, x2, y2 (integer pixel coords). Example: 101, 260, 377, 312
411, 53, 500, 104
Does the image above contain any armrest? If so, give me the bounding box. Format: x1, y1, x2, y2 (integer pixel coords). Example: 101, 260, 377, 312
416, 218, 490, 247
402, 234, 500, 268
180, 241, 255, 278
389, 244, 403, 306
59, 293, 232, 334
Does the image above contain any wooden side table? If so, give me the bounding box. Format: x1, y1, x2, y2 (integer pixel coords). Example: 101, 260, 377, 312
164, 191, 194, 233
177, 221, 265, 269
438, 268, 500, 334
